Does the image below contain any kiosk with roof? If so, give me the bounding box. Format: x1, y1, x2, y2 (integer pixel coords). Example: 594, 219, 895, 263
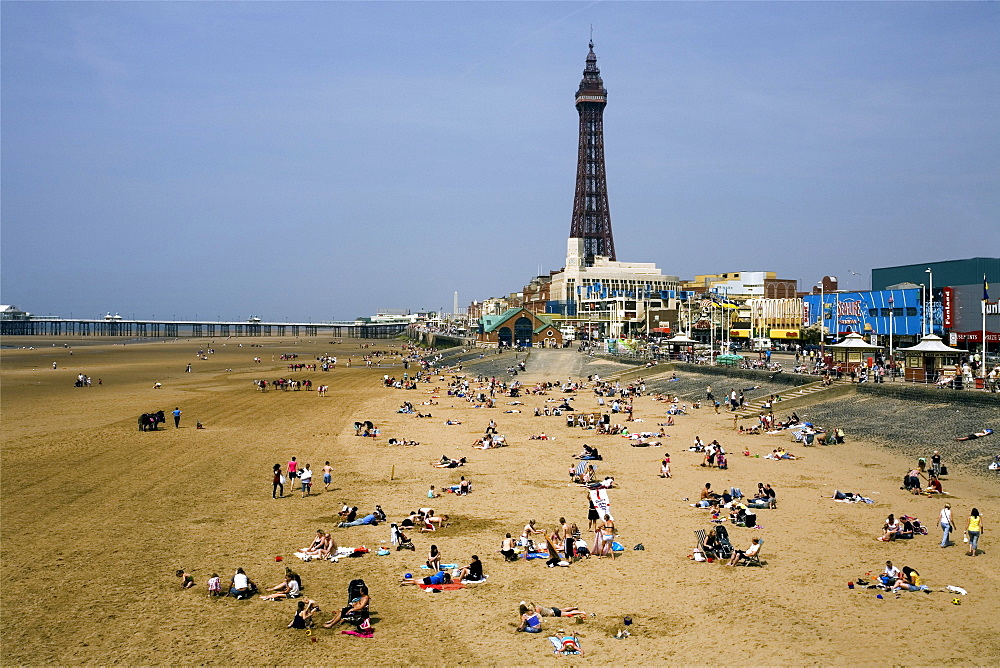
826, 332, 882, 372
896, 334, 963, 384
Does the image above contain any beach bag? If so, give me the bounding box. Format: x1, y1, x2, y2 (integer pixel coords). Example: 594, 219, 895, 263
940, 465, 948, 476
611, 541, 625, 552
280, 475, 287, 485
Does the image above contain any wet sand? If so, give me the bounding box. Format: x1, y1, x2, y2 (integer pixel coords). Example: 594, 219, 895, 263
1, 338, 998, 664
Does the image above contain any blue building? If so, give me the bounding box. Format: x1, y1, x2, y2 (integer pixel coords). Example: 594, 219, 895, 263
802, 288, 923, 343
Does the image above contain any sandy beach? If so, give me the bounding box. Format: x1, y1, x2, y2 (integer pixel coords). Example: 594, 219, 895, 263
1, 337, 998, 665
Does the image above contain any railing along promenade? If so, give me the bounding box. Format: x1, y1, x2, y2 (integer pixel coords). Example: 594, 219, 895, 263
590, 348, 1000, 394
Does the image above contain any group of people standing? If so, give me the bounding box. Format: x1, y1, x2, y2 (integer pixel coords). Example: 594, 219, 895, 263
272, 457, 334, 498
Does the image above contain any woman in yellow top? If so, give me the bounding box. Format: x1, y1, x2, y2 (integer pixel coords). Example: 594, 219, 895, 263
967, 508, 983, 557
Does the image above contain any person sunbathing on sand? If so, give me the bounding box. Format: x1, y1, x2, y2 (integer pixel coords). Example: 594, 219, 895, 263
425, 544, 442, 571
435, 456, 467, 468
955, 429, 993, 441
516, 603, 543, 633
877, 514, 901, 541
527, 601, 589, 618
301, 529, 326, 555
659, 455, 671, 478
401, 571, 452, 586
317, 532, 338, 559
261, 574, 300, 601
288, 599, 320, 629
457, 555, 484, 582
323, 586, 370, 628
727, 537, 761, 566
924, 475, 944, 494
580, 475, 613, 490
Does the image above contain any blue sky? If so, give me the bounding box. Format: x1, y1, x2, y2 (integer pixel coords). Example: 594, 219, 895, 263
3, 2, 998, 320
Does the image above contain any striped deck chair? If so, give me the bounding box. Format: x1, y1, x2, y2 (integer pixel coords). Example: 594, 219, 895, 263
573, 462, 598, 484
694, 529, 716, 560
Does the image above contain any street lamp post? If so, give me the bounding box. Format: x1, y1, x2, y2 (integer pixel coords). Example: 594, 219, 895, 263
819, 282, 825, 357
687, 296, 692, 337
888, 292, 895, 372
919, 284, 926, 337
925, 268, 934, 335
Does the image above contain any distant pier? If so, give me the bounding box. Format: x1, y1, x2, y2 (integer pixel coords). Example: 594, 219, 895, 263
0, 318, 408, 339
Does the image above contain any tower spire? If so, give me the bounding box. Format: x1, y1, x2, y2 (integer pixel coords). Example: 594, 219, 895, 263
569, 40, 616, 264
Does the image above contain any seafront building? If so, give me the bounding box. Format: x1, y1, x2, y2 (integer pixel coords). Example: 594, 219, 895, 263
469, 44, 998, 358
871, 258, 999, 352
682, 271, 798, 300
483, 41, 681, 340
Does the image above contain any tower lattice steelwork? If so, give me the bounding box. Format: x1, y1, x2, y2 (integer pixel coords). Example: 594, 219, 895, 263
569, 41, 616, 264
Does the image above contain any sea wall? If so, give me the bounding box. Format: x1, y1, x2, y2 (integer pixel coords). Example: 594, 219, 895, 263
406, 330, 468, 350
856, 382, 1000, 408
670, 363, 813, 389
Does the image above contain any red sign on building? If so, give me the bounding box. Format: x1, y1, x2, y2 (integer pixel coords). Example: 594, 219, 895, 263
941, 287, 954, 328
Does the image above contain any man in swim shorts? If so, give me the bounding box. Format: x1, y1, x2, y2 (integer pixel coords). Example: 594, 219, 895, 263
322, 461, 333, 491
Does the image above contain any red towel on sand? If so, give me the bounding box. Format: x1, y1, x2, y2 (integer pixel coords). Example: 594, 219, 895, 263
342, 630, 374, 638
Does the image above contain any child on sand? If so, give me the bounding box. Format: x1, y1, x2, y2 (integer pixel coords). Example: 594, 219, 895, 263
660, 455, 671, 478
176, 569, 195, 589
207, 573, 223, 596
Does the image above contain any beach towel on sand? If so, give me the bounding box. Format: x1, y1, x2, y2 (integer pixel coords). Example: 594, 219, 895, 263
420, 563, 458, 570
549, 635, 583, 655
294, 547, 360, 561
342, 629, 374, 638
418, 582, 465, 591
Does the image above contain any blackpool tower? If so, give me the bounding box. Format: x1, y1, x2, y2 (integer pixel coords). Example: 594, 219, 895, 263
569, 41, 616, 265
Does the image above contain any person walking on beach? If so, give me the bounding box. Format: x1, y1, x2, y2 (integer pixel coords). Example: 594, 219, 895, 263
272, 464, 284, 499
299, 464, 313, 497
172, 407, 182, 428
322, 461, 333, 491
939, 503, 954, 547
287, 457, 298, 490
967, 508, 983, 557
